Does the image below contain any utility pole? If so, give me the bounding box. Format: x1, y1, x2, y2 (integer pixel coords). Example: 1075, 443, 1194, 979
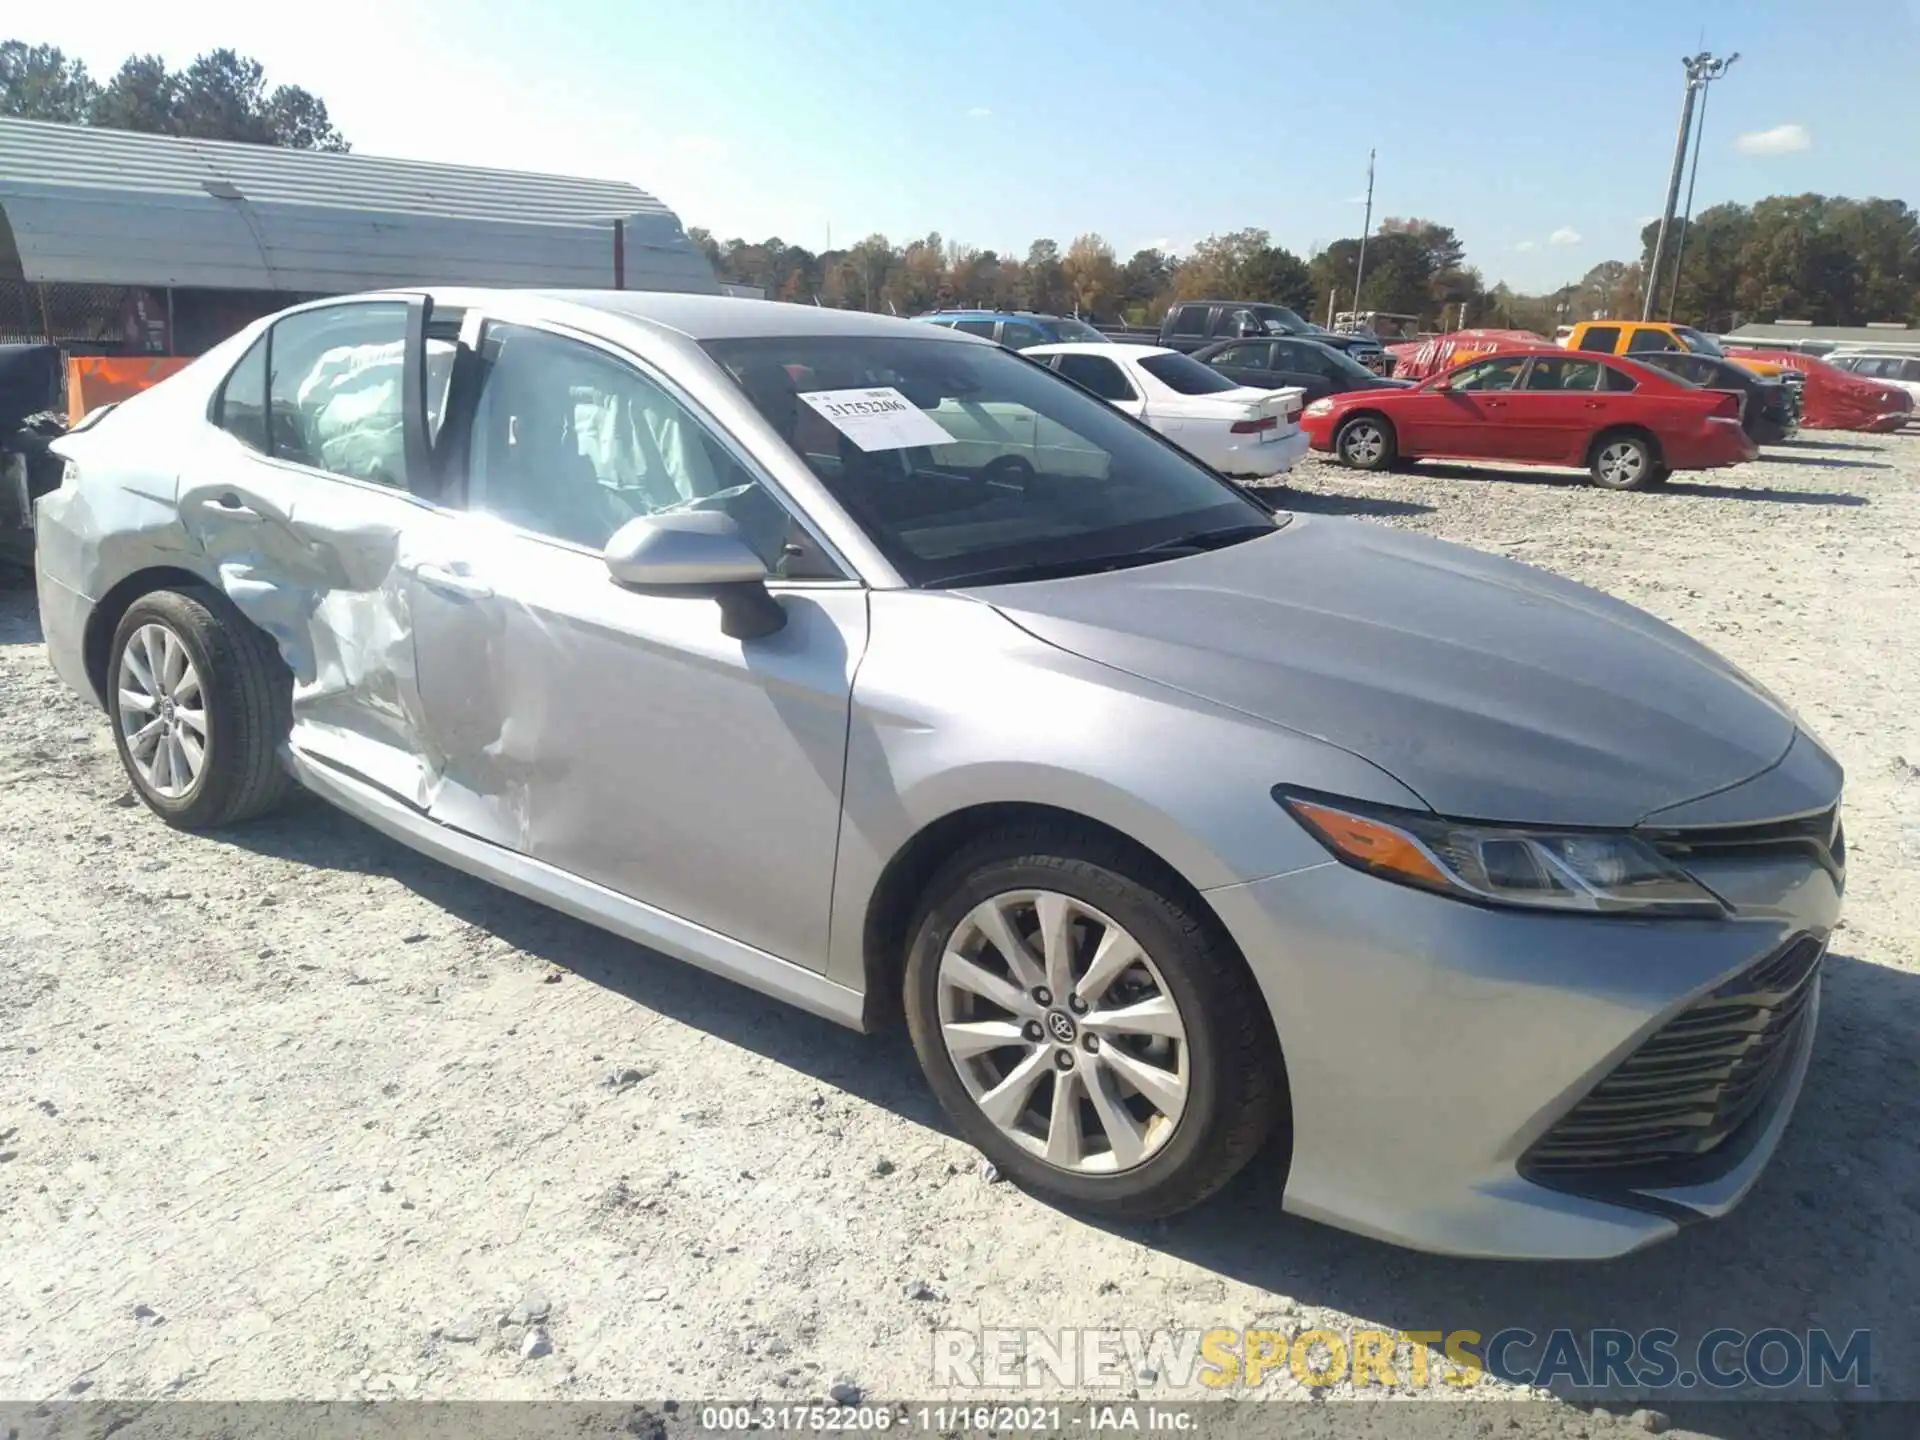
1666, 53, 1736, 320
1643, 52, 1738, 321
1348, 148, 1376, 329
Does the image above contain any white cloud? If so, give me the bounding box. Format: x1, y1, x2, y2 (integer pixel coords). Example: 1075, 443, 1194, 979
1549, 227, 1582, 247
1344, 192, 1369, 205
1142, 236, 1178, 253
1736, 123, 1811, 156
1515, 240, 1538, 252
966, 106, 992, 119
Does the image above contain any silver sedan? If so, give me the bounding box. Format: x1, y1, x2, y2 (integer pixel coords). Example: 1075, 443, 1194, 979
34, 290, 1843, 1258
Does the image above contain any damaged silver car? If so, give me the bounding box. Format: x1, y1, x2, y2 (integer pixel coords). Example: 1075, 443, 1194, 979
36, 290, 1843, 1258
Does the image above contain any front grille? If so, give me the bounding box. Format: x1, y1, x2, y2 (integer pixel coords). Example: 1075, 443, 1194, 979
1522, 936, 1824, 1182
1645, 804, 1845, 883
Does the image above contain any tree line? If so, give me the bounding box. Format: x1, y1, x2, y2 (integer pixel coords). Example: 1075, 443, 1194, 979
697, 198, 1919, 332
0, 40, 348, 150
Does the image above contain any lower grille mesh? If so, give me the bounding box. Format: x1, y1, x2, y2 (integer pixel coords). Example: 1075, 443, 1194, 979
1523, 936, 1823, 1177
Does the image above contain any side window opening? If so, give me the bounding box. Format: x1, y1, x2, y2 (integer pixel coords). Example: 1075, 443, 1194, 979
470, 324, 830, 577
1575, 326, 1620, 354
214, 332, 270, 453
266, 300, 413, 488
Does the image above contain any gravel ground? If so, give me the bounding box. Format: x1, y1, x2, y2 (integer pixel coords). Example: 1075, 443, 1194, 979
3, 432, 1918, 1438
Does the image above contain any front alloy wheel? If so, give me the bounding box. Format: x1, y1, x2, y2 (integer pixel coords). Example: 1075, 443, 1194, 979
937, 891, 1189, 1173
1335, 416, 1395, 470
903, 826, 1284, 1219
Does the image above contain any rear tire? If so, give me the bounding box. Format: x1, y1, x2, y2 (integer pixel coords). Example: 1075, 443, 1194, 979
107, 588, 295, 829
1334, 415, 1397, 471
903, 823, 1284, 1220
1589, 432, 1658, 490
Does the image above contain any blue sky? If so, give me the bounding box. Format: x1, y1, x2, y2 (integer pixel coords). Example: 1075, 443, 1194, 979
34, 0, 1920, 292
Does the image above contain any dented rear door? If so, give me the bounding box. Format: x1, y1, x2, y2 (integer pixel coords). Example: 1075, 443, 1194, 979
182, 296, 459, 806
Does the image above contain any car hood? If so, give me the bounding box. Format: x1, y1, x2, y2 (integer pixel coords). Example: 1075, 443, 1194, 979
978, 516, 1799, 827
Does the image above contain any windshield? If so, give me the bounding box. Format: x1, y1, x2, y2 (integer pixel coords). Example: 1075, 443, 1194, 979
1316, 343, 1381, 381
1255, 306, 1309, 335
704, 334, 1273, 587
1138, 352, 1241, 395
1047, 318, 1110, 343
1676, 326, 1726, 358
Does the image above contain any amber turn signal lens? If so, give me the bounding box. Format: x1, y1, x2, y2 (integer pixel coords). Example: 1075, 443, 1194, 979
1286, 799, 1451, 887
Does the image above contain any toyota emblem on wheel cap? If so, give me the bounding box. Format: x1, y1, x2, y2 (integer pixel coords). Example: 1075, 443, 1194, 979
1046, 1010, 1077, 1044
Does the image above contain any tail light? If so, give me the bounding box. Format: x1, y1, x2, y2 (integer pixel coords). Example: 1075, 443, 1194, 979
1231, 415, 1278, 434
1711, 392, 1741, 419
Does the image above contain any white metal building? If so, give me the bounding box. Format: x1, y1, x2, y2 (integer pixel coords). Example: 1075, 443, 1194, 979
0, 117, 717, 353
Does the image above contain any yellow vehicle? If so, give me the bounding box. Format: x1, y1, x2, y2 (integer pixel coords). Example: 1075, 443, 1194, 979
1560, 320, 1790, 379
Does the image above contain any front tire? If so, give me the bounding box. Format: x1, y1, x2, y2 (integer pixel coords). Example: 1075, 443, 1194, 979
903, 824, 1284, 1219
108, 588, 295, 829
1334, 415, 1397, 471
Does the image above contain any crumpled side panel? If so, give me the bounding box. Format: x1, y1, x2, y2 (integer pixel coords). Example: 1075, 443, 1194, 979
1387, 329, 1548, 381
180, 466, 438, 809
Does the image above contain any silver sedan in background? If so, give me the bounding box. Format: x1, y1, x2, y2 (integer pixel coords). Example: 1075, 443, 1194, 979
35, 291, 1843, 1258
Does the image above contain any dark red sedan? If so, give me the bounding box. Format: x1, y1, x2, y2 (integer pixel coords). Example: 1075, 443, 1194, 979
1299, 347, 1758, 490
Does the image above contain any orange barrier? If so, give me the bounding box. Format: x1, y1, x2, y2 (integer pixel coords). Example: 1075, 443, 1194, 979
65, 356, 194, 425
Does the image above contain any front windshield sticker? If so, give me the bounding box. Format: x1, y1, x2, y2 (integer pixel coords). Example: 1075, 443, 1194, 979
797, 386, 956, 451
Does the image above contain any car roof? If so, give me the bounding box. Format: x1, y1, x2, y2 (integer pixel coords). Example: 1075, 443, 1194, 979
410, 288, 981, 343
1026, 342, 1170, 359
921, 309, 1077, 322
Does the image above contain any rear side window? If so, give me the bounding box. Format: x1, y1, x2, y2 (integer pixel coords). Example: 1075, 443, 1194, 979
1171, 304, 1209, 336
1053, 353, 1139, 402
1903, 360, 1920, 383
1600, 365, 1639, 392
952, 319, 997, 339
1139, 352, 1239, 395
267, 301, 412, 488
1574, 326, 1620, 354
1209, 343, 1270, 368
1626, 328, 1678, 354
215, 332, 269, 452
1523, 357, 1604, 391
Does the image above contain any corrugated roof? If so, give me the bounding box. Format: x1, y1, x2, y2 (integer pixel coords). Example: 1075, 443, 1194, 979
0, 117, 718, 295
1726, 321, 1920, 350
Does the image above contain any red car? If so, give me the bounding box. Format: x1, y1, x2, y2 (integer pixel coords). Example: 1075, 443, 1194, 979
1300, 346, 1758, 490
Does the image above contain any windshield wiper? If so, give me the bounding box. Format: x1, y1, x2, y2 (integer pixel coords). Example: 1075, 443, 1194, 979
1136, 521, 1279, 554
936, 523, 1279, 589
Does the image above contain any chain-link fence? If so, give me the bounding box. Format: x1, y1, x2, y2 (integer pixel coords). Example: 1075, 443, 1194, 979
0, 279, 169, 354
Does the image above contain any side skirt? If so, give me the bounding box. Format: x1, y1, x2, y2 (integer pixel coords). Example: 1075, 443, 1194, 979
286, 746, 869, 1031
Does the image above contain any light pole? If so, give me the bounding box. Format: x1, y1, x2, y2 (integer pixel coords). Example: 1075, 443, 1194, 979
1348, 148, 1376, 328
1666, 53, 1737, 320
1643, 52, 1738, 321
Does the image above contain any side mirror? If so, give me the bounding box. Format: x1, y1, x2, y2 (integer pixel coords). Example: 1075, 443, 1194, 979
603, 511, 786, 639
1235, 320, 1260, 338
1429, 377, 1452, 392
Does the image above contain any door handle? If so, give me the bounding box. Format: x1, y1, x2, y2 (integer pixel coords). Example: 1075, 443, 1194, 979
212, 491, 262, 521
410, 562, 494, 600
1485, 399, 1509, 408
1583, 401, 1606, 410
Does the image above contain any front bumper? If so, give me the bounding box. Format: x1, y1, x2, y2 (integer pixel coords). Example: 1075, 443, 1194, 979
1202, 796, 1841, 1260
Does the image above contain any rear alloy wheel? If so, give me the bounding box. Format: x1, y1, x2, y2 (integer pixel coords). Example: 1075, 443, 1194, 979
1334, 416, 1396, 471
1590, 434, 1657, 490
108, 588, 295, 828
904, 827, 1284, 1219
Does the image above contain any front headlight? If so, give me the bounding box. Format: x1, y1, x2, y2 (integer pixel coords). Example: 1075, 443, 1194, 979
1305, 399, 1334, 416
1275, 790, 1725, 916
